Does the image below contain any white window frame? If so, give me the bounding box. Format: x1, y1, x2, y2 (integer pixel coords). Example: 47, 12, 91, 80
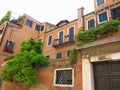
47, 35, 53, 46
97, 11, 109, 24
54, 68, 74, 87
86, 18, 96, 30
67, 26, 75, 41
96, 0, 106, 7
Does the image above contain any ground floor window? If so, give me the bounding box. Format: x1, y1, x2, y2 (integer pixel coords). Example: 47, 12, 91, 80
54, 68, 74, 87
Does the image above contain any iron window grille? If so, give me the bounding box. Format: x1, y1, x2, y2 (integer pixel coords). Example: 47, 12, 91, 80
54, 68, 74, 87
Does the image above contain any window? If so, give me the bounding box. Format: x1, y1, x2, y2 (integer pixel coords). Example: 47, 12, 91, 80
35, 24, 40, 31
0, 28, 4, 34
56, 52, 62, 59
58, 31, 64, 44
88, 19, 95, 29
68, 27, 74, 42
54, 68, 74, 87
46, 55, 50, 59
26, 19, 32, 27
98, 12, 108, 23
48, 35, 52, 45
4, 40, 15, 53
111, 7, 120, 19
96, 0, 105, 6
40, 25, 44, 31
67, 50, 71, 57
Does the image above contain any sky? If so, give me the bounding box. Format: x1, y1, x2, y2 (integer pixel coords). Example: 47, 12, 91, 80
0, 0, 94, 25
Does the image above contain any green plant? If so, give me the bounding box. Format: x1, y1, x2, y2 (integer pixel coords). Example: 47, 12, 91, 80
2, 39, 49, 87
76, 28, 96, 45
69, 48, 77, 65
76, 20, 120, 46
0, 11, 11, 25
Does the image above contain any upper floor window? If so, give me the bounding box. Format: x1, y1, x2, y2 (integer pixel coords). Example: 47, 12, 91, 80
98, 12, 108, 24
26, 19, 32, 27
0, 28, 4, 34
56, 52, 62, 59
68, 27, 74, 42
58, 31, 64, 44
40, 25, 44, 31
4, 40, 15, 53
54, 68, 74, 87
88, 19, 95, 29
111, 7, 120, 19
96, 0, 105, 6
48, 35, 52, 45
35, 24, 40, 31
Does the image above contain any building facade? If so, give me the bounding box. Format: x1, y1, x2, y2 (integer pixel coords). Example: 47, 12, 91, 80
78, 0, 120, 90
0, 14, 42, 66
0, 0, 120, 90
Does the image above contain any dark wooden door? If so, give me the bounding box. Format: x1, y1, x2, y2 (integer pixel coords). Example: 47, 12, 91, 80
93, 61, 120, 90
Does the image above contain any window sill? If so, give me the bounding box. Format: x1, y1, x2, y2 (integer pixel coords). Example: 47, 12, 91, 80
3, 49, 14, 53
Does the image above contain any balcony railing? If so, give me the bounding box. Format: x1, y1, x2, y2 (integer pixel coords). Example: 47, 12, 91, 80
52, 36, 75, 48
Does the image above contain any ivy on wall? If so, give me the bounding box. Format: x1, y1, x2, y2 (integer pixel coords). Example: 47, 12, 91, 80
75, 20, 120, 46
69, 48, 77, 65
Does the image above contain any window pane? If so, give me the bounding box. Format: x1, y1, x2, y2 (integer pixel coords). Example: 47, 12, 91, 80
97, 0, 104, 6
26, 20, 32, 27
67, 50, 71, 57
59, 31, 63, 44
88, 19, 95, 29
56, 53, 62, 59
99, 12, 108, 23
35, 24, 40, 31
111, 7, 120, 19
4, 40, 15, 53
48, 35, 52, 45
40, 25, 44, 31
55, 70, 72, 85
69, 27, 74, 41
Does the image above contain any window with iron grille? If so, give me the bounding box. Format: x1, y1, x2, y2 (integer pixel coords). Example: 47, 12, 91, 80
98, 12, 108, 23
4, 40, 15, 53
88, 19, 95, 29
54, 68, 74, 87
56, 52, 62, 59
96, 0, 105, 6
26, 19, 32, 27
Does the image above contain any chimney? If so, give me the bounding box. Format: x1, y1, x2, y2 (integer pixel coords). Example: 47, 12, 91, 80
77, 7, 84, 19
77, 7, 84, 29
